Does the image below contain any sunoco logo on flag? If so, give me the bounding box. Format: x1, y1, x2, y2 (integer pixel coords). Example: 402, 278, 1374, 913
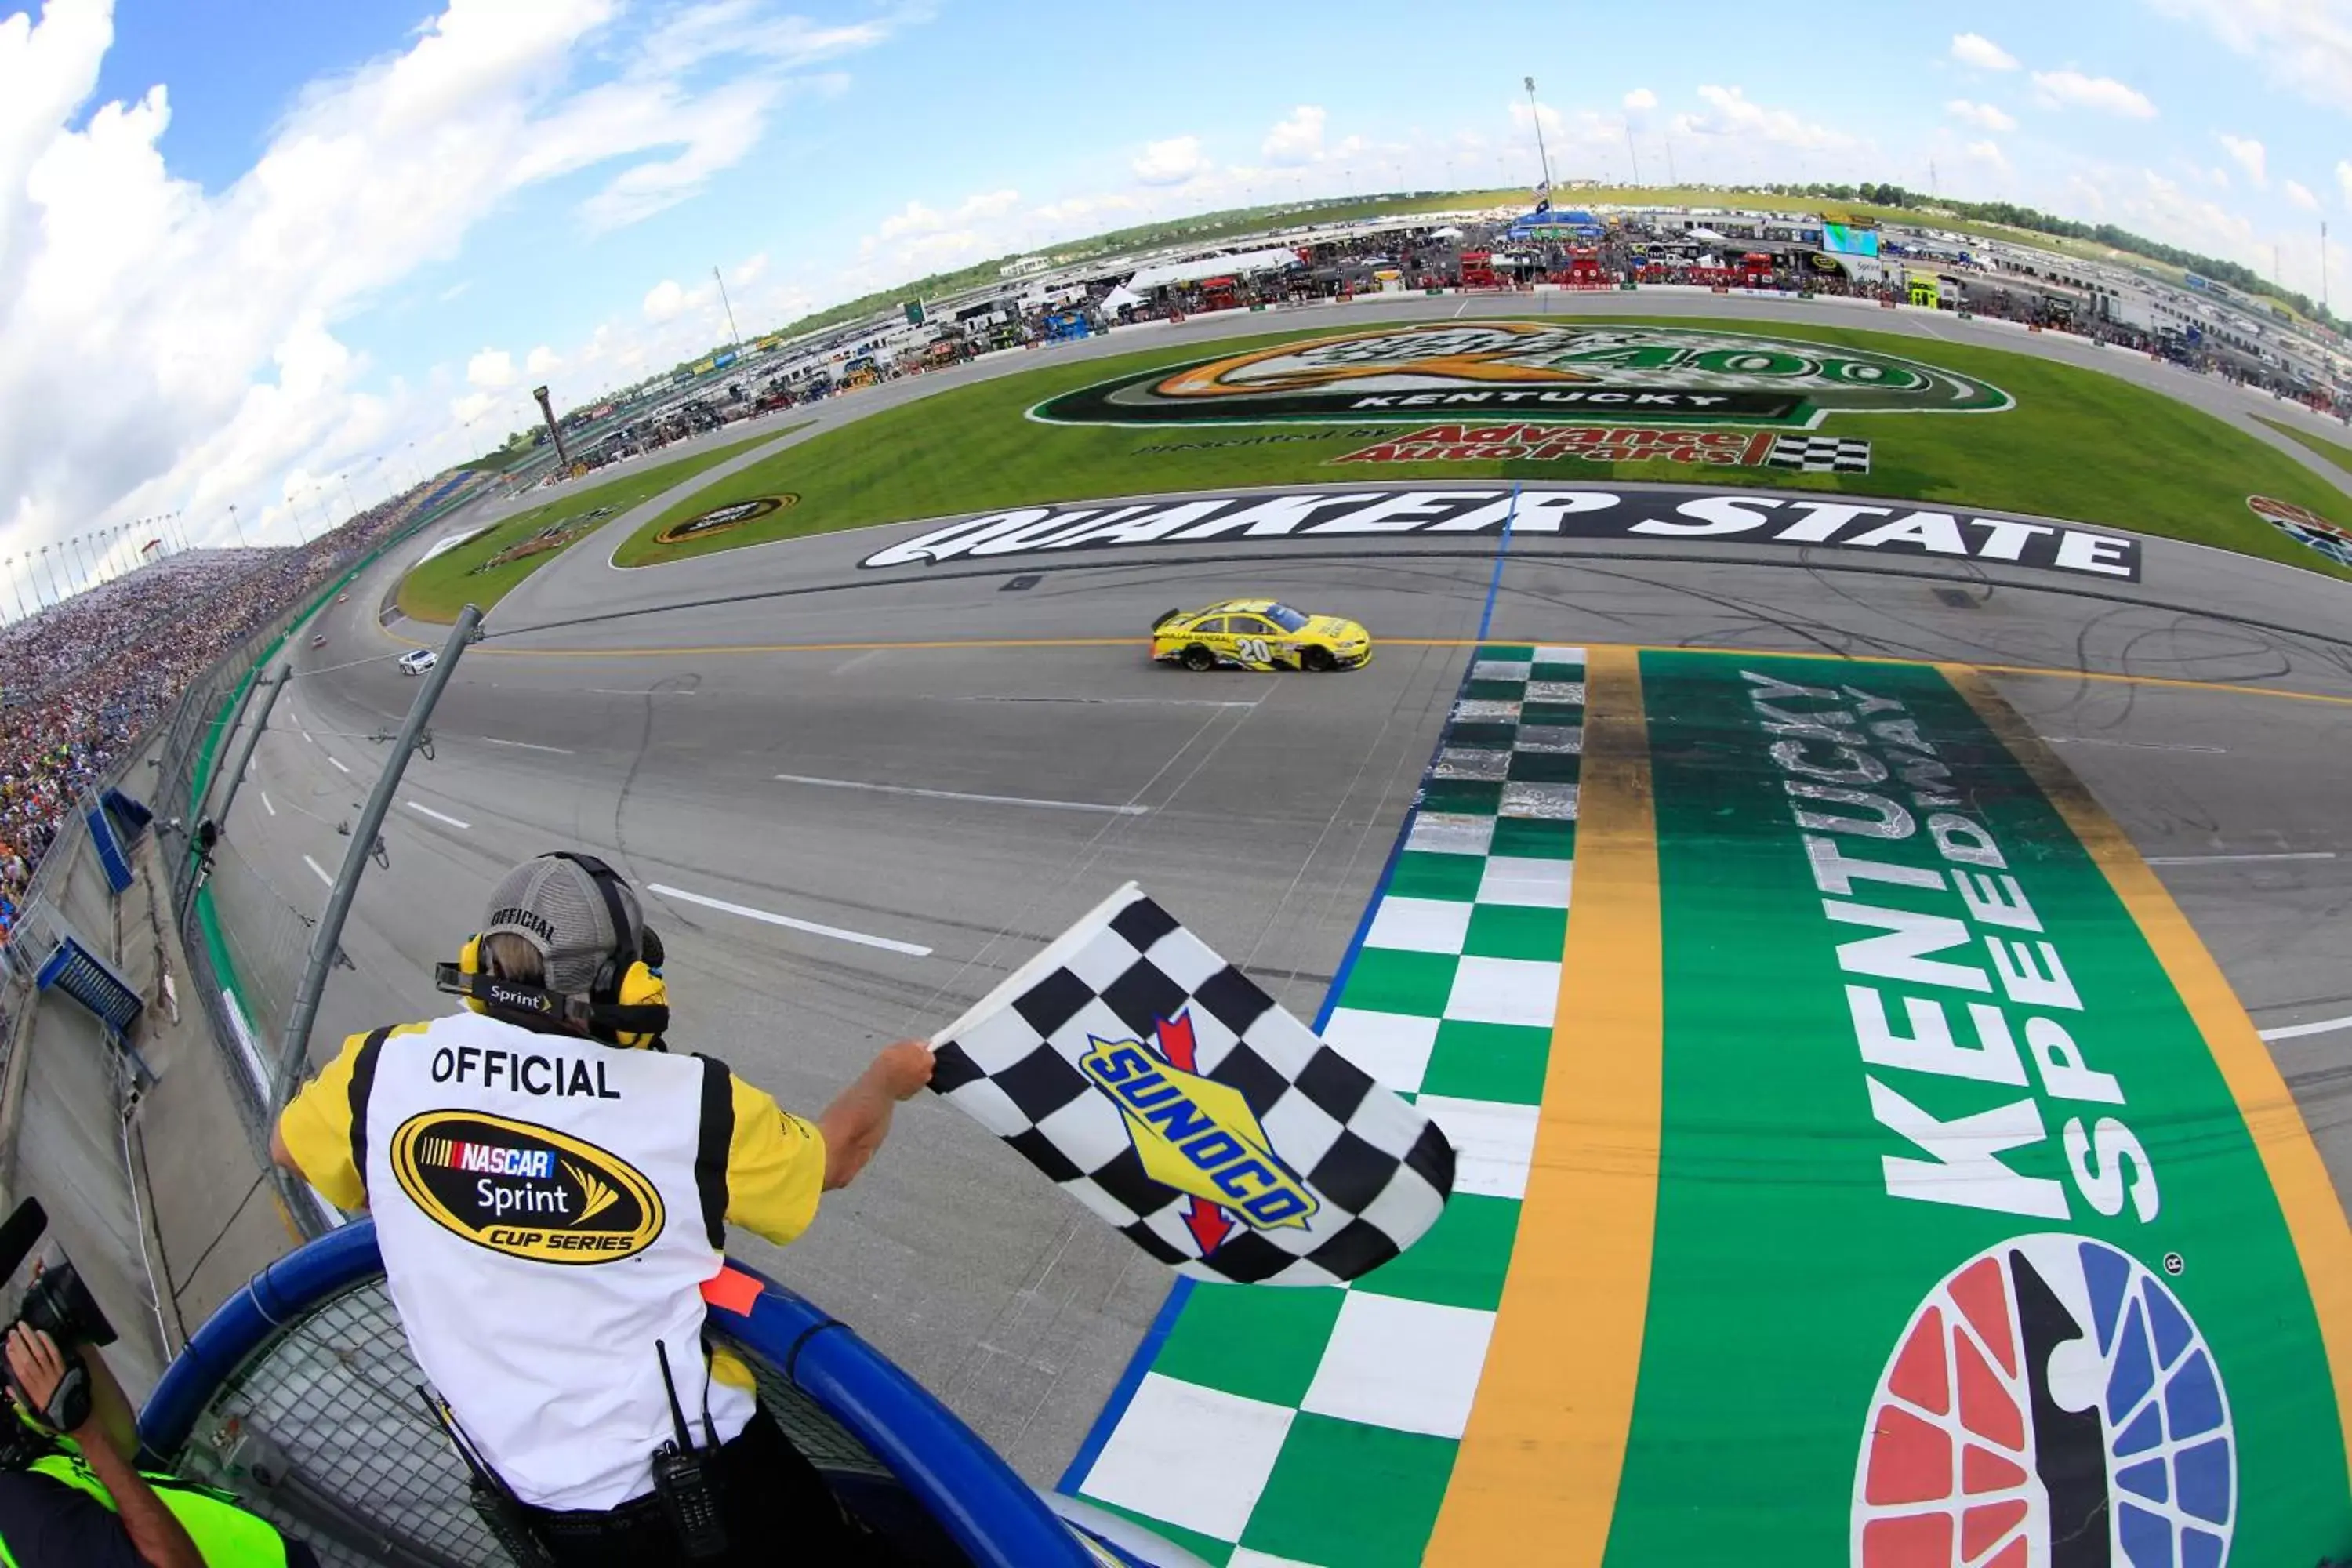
928, 883, 1453, 1285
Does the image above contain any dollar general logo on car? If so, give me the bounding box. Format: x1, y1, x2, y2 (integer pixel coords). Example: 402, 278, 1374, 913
1078, 1012, 1319, 1235
390, 1110, 664, 1264
1031, 321, 2011, 430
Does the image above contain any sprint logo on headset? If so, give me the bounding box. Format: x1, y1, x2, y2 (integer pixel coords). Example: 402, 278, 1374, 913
390, 1110, 664, 1264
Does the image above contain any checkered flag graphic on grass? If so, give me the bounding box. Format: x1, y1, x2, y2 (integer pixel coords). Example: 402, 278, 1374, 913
1765, 434, 1873, 474
929, 884, 1455, 1285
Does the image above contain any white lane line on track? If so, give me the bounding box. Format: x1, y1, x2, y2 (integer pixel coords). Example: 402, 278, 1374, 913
2259, 1014, 2352, 1042
261, 793, 275, 817
590, 688, 699, 697
773, 771, 1149, 815
2144, 851, 2338, 865
301, 731, 314, 744
480, 737, 575, 754
328, 755, 351, 774
2045, 736, 2228, 754
303, 855, 333, 887
647, 883, 932, 957
407, 802, 471, 829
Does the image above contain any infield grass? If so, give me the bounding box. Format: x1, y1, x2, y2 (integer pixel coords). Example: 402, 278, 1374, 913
401, 426, 804, 621
614, 318, 2352, 582
2255, 414, 2352, 476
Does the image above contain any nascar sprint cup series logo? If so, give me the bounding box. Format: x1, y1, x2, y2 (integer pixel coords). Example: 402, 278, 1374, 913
1032, 322, 2013, 430
1855, 1236, 2236, 1566
390, 1109, 665, 1264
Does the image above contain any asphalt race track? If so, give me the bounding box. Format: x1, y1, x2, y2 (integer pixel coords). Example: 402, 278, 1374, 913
224, 293, 2352, 1486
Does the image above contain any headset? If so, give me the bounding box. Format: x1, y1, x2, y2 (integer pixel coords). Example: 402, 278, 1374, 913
434, 852, 671, 1048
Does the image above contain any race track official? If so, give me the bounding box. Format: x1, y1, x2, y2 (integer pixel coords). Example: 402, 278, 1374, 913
271, 852, 931, 1565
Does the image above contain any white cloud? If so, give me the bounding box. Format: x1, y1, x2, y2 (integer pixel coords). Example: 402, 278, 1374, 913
524, 344, 561, 376
731, 251, 768, 286
2147, 0, 2352, 108
2338, 158, 2352, 208
857, 188, 1025, 267
1508, 98, 1564, 141
643, 278, 693, 322
1946, 99, 2016, 132
2031, 69, 2158, 118
1675, 85, 1853, 151
1951, 32, 2020, 70
465, 347, 516, 389
1131, 135, 1207, 186
1622, 87, 1657, 111
2217, 132, 2268, 188
0, 0, 909, 554
957, 187, 1020, 220
876, 199, 942, 241
1262, 105, 1327, 165
2284, 177, 2321, 212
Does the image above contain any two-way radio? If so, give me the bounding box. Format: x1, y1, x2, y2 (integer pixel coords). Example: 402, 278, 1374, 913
648, 1339, 729, 1560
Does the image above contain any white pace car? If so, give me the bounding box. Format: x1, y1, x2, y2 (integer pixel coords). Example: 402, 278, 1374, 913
396, 648, 437, 677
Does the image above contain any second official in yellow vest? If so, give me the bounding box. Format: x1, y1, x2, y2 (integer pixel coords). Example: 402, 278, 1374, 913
272, 852, 932, 1565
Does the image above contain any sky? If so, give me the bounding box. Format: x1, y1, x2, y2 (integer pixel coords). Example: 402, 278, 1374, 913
0, 0, 2341, 586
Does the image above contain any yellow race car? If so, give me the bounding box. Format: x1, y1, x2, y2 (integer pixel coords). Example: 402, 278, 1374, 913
1150, 599, 1370, 672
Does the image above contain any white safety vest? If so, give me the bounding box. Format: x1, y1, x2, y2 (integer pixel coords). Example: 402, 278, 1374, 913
352, 1011, 755, 1512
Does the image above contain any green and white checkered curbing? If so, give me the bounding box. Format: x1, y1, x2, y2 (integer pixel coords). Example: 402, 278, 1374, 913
1070, 644, 1586, 1568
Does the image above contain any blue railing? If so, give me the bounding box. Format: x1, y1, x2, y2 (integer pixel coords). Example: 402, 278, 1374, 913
141, 1222, 1107, 1568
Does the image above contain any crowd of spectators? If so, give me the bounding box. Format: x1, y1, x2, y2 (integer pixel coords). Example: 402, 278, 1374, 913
0, 477, 480, 938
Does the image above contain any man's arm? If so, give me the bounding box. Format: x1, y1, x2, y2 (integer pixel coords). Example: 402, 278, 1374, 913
272, 1032, 376, 1209
72, 1344, 138, 1467
5, 1329, 201, 1568
817, 1040, 933, 1191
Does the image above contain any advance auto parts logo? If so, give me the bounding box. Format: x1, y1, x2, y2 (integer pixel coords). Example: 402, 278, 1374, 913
390, 1110, 664, 1265
2246, 494, 2352, 568
653, 494, 796, 545
1856, 1234, 2234, 1567
1032, 322, 2012, 430
1078, 1010, 1318, 1257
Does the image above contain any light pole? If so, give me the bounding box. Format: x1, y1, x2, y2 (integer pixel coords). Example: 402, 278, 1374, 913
1524, 76, 1554, 201
228, 503, 247, 550
35, 546, 56, 605
3, 558, 19, 622
713, 265, 742, 354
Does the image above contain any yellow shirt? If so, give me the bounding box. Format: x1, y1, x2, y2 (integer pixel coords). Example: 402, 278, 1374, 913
278, 1023, 826, 1392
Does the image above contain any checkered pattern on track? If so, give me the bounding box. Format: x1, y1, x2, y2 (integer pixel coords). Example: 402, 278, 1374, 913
1065, 644, 1587, 1568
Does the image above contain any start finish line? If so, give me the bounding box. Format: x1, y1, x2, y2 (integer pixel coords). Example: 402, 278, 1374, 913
858, 487, 2144, 581
1065, 646, 2351, 1568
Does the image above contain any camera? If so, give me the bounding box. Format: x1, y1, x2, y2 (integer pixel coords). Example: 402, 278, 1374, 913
0, 1198, 118, 1438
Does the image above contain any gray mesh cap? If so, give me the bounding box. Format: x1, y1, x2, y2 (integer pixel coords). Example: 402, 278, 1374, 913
480, 855, 642, 998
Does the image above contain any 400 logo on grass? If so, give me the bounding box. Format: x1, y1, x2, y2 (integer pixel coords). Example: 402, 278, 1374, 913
1031, 321, 2013, 429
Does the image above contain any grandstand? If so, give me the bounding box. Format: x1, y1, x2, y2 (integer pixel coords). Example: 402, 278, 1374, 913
0, 475, 488, 938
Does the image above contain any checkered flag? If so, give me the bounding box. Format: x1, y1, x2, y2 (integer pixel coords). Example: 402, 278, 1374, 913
929, 884, 1454, 1285
1766, 434, 1873, 474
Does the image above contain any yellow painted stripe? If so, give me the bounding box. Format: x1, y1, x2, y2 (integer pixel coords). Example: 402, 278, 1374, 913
472, 633, 2352, 711
1427, 644, 1661, 1567
1944, 662, 2352, 1491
